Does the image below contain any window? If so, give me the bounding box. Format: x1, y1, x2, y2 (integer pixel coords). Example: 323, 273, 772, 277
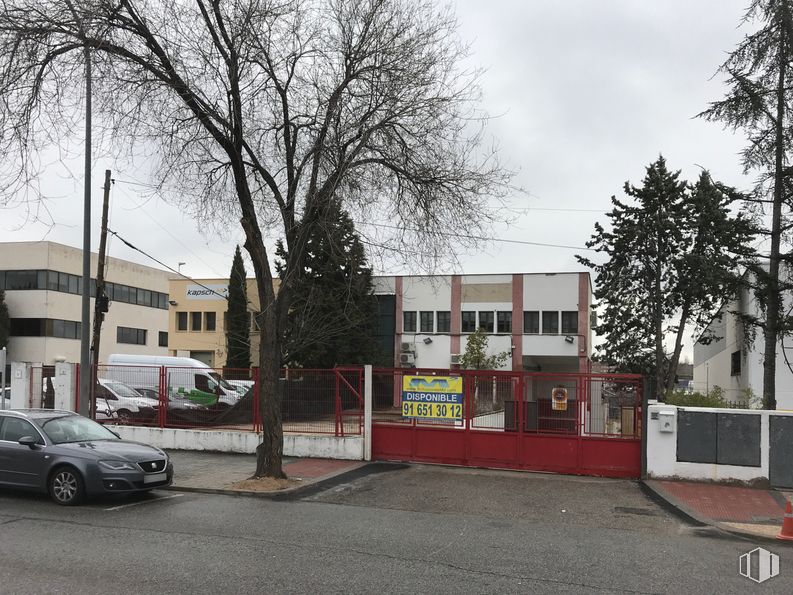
436, 311, 451, 333
159, 331, 168, 347
9, 318, 44, 337
403, 311, 417, 333
205, 312, 217, 332
542, 311, 559, 334
251, 312, 261, 332
461, 311, 476, 333
117, 326, 147, 345
419, 311, 434, 333
561, 311, 578, 334
497, 311, 512, 333
0, 418, 39, 443
731, 350, 741, 376
177, 312, 188, 331
10, 318, 81, 338
523, 311, 539, 334
4, 270, 38, 290
478, 311, 494, 333
191, 312, 202, 331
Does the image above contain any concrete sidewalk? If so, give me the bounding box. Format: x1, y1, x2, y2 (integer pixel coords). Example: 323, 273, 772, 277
645, 479, 793, 541
166, 450, 366, 497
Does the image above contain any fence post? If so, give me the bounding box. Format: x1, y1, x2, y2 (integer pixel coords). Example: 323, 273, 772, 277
253, 367, 260, 433
334, 371, 343, 437
364, 365, 372, 461
158, 366, 166, 428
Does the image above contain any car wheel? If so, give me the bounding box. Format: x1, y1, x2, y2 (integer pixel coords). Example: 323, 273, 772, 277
49, 467, 85, 506
117, 409, 134, 424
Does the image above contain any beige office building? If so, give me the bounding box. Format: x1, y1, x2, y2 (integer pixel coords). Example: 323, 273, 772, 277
1, 241, 171, 365
167, 277, 262, 368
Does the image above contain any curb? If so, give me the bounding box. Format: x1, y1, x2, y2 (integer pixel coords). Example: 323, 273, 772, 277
641, 480, 793, 546
167, 461, 408, 501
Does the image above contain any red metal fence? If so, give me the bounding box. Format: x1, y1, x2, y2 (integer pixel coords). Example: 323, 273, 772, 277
88, 364, 362, 436
371, 368, 643, 478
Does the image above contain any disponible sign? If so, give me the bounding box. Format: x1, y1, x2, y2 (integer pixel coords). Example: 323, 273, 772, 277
401, 375, 463, 420
186, 284, 228, 300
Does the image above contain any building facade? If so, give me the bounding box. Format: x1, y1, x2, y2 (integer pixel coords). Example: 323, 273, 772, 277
164, 272, 594, 373
166, 277, 261, 367
694, 282, 793, 410
376, 272, 593, 372
1, 241, 171, 365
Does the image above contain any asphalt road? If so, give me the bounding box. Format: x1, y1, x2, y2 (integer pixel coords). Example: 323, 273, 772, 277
0, 464, 790, 594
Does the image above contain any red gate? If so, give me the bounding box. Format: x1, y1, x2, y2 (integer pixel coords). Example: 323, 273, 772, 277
371, 369, 642, 479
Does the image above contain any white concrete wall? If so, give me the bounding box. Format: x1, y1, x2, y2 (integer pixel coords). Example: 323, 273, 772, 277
522, 273, 580, 311
645, 404, 793, 482
402, 276, 452, 311
108, 426, 365, 460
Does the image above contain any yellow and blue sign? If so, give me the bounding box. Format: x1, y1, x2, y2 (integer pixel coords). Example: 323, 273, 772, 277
401, 375, 463, 420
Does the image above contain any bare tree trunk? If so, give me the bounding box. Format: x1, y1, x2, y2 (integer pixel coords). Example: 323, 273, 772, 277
763, 30, 787, 411
665, 301, 691, 395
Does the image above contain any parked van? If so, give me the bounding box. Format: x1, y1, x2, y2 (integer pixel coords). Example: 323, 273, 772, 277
104, 354, 240, 407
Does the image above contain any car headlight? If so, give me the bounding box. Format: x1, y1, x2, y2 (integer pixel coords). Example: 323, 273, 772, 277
98, 460, 136, 471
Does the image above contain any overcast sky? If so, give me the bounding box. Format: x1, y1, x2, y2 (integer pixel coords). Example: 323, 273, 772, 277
1, 0, 753, 284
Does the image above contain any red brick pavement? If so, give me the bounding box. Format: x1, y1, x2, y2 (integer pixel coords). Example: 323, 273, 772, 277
655, 480, 786, 523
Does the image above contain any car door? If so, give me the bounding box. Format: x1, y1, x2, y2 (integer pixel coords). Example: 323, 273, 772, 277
0, 417, 48, 488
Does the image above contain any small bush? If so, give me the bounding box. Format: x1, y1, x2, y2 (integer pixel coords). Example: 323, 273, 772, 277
664, 386, 751, 408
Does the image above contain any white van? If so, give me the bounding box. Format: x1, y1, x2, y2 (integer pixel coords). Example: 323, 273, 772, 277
105, 354, 240, 407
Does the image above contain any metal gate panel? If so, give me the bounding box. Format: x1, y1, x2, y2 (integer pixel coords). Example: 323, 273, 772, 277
769, 415, 793, 489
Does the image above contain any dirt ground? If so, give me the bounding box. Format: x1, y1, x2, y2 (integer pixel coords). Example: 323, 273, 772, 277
228, 477, 302, 492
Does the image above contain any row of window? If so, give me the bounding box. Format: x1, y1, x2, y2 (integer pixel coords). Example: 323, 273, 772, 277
175, 311, 261, 333
0, 270, 169, 310
9, 318, 167, 347
403, 310, 579, 335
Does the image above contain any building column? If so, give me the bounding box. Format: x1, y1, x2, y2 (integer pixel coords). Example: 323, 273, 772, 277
578, 273, 590, 373
512, 274, 523, 371
393, 277, 403, 407
54, 362, 78, 411
450, 275, 462, 358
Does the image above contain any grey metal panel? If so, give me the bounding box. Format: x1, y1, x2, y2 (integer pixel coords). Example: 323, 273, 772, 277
676, 410, 717, 464
717, 414, 761, 467
770, 416, 793, 489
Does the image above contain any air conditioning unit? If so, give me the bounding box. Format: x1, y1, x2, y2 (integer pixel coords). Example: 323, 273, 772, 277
400, 342, 414, 352
450, 354, 461, 365
399, 352, 415, 366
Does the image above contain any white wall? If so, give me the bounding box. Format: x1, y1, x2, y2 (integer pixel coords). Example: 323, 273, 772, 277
522, 273, 580, 311
645, 404, 793, 482
109, 426, 365, 460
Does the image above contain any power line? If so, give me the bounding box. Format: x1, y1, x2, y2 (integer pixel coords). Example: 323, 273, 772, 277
105, 227, 229, 301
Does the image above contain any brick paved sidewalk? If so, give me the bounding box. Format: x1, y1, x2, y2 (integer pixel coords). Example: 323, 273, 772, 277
166, 450, 365, 494
645, 479, 793, 540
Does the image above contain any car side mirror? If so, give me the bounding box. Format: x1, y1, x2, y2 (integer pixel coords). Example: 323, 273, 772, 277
18, 435, 39, 448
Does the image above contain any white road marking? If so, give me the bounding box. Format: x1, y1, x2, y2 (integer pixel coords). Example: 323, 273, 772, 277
104, 493, 183, 511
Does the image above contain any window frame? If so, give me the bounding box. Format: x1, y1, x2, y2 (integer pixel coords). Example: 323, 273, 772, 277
561, 311, 578, 334
461, 311, 476, 333
478, 311, 494, 333
177, 312, 188, 332
542, 311, 559, 335
403, 311, 417, 333
419, 311, 434, 333
436, 311, 451, 333
190, 311, 202, 332
497, 311, 512, 334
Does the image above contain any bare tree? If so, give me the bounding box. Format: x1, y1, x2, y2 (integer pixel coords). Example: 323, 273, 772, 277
0, 0, 512, 477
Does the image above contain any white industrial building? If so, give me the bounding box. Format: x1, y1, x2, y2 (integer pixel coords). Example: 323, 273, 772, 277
693, 281, 793, 411
374, 272, 594, 373
0, 241, 171, 365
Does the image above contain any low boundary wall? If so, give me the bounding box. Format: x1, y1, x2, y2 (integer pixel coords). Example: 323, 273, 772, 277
646, 403, 793, 487
109, 425, 364, 460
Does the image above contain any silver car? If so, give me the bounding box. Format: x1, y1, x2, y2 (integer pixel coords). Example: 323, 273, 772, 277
0, 409, 173, 505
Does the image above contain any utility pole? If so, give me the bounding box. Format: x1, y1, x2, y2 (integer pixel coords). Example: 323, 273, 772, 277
65, 0, 92, 418
90, 170, 112, 418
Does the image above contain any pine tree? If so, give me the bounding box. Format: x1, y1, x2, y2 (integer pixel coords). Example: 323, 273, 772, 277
699, 0, 793, 409
226, 246, 250, 372
578, 157, 755, 398
0, 290, 9, 350
275, 200, 380, 368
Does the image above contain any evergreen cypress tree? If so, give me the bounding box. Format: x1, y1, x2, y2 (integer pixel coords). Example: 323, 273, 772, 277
699, 0, 793, 409
276, 200, 380, 368
578, 157, 755, 398
226, 246, 251, 371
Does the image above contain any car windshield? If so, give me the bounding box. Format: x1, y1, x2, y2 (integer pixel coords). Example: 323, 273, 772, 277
103, 382, 142, 398
41, 415, 120, 444
209, 372, 235, 391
